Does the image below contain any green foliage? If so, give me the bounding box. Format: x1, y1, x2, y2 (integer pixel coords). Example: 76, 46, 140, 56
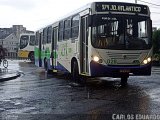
152, 29, 160, 54
153, 53, 160, 61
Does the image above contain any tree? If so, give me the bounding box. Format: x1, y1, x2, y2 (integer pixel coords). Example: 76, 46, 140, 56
152, 29, 160, 61
152, 29, 160, 54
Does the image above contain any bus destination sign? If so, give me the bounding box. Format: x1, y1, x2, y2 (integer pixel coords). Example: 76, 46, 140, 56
96, 2, 148, 14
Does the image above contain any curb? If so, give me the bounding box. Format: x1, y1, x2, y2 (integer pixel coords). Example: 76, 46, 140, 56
0, 69, 21, 82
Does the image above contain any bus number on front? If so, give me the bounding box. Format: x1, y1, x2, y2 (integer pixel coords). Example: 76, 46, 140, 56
106, 59, 117, 64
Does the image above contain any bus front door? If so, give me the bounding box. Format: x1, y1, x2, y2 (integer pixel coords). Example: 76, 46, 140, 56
80, 15, 89, 74
52, 27, 58, 70
39, 32, 42, 67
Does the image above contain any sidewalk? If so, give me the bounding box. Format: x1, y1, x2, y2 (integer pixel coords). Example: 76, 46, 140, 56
0, 68, 21, 81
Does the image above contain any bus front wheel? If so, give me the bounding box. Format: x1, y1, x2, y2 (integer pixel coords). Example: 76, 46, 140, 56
121, 76, 128, 86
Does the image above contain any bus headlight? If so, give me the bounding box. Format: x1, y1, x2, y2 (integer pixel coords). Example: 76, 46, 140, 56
143, 57, 151, 64
93, 56, 100, 62
147, 57, 151, 62
143, 60, 148, 64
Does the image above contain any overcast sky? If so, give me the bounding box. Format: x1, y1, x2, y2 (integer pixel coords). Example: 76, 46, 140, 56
0, 0, 159, 31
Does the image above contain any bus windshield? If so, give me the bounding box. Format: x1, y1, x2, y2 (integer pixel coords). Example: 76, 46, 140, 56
91, 15, 152, 50
29, 35, 35, 46
20, 35, 29, 49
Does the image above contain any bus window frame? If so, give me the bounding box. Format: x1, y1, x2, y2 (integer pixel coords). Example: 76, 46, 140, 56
71, 14, 80, 41
29, 35, 35, 46
58, 21, 64, 42
91, 14, 152, 50
43, 28, 48, 44
47, 26, 52, 43
35, 32, 40, 46
64, 18, 71, 41
20, 35, 29, 49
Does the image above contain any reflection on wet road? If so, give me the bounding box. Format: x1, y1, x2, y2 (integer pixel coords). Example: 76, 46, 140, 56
0, 60, 160, 119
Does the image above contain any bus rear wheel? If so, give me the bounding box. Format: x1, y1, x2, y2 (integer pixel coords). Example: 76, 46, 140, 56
44, 58, 52, 74
71, 61, 79, 83
29, 52, 34, 62
44, 58, 48, 71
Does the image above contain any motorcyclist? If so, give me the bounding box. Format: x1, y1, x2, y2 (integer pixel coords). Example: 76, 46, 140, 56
0, 45, 5, 64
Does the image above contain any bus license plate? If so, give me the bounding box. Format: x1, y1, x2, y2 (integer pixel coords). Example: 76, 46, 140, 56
120, 69, 130, 73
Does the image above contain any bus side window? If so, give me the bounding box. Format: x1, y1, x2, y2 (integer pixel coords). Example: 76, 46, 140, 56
29, 35, 35, 46
35, 32, 39, 45
43, 28, 47, 44
64, 18, 71, 40
58, 21, 64, 42
71, 15, 79, 42
47, 26, 52, 43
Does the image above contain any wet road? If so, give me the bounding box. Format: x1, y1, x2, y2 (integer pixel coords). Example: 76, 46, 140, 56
0, 60, 160, 120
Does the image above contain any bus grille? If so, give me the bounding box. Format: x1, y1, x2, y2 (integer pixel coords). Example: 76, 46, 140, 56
107, 52, 141, 65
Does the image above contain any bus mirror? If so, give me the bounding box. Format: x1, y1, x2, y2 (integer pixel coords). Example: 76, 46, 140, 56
150, 20, 152, 31
88, 15, 92, 27
150, 20, 152, 40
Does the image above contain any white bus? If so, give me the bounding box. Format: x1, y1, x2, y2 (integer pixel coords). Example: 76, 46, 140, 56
18, 33, 35, 61
34, 2, 152, 85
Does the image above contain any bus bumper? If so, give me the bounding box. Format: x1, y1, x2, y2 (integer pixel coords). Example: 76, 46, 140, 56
90, 61, 152, 77
18, 50, 29, 58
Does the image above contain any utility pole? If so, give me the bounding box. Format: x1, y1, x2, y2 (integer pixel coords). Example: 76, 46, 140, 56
135, 0, 137, 3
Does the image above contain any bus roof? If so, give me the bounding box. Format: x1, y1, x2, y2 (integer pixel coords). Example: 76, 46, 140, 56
36, 1, 150, 31
20, 33, 35, 36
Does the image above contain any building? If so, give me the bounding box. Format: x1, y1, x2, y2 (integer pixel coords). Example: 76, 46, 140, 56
0, 34, 18, 58
0, 28, 13, 39
0, 25, 34, 39
0, 25, 34, 58
12, 25, 26, 38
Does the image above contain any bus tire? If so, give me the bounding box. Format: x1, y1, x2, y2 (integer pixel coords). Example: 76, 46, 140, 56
71, 61, 79, 83
121, 76, 128, 86
44, 58, 53, 74
29, 52, 34, 62
44, 58, 48, 71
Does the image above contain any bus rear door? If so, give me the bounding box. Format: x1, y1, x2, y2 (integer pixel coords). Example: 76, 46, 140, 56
52, 27, 58, 70
80, 15, 89, 75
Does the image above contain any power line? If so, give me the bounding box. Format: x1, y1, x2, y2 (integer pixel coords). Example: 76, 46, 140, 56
136, 0, 160, 28
138, 0, 160, 6
152, 21, 160, 23
152, 12, 160, 14
153, 23, 160, 25
149, 6, 160, 9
